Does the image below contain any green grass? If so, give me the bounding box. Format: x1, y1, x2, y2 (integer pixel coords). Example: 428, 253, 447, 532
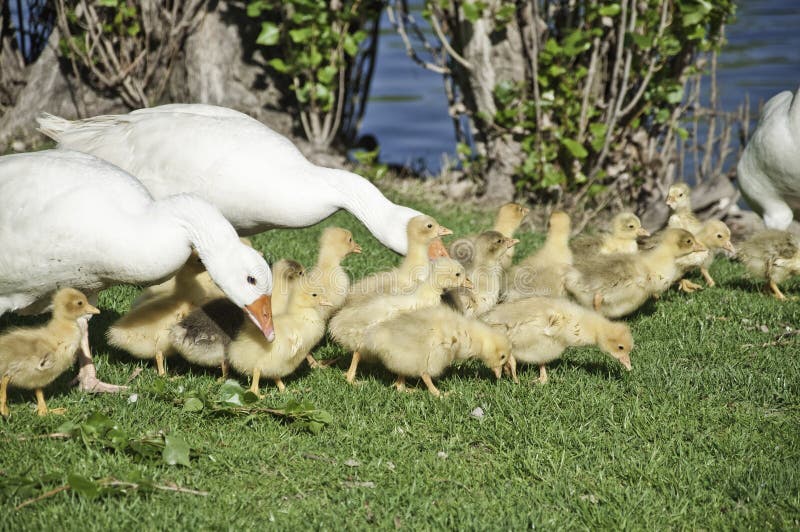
1, 198, 799, 530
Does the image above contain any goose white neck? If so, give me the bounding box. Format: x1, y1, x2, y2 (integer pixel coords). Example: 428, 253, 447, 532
158, 194, 240, 263
316, 167, 420, 255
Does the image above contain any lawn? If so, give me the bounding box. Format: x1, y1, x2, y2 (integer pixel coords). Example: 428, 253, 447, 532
1, 197, 799, 530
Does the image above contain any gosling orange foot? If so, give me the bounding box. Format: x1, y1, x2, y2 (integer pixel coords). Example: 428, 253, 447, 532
678, 279, 703, 293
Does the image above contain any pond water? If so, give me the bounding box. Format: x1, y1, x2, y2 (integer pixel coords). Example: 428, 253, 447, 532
359, 0, 800, 176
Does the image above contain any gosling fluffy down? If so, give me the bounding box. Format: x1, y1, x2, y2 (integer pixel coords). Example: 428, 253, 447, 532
444, 231, 518, 315
565, 228, 707, 317
362, 305, 510, 396
106, 253, 207, 374
738, 229, 800, 299
503, 211, 572, 301
481, 297, 633, 384
348, 215, 452, 303
0, 288, 100, 417
227, 281, 331, 392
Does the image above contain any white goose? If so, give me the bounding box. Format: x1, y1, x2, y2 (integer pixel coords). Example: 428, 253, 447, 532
38, 104, 427, 255
737, 87, 800, 229
0, 150, 275, 393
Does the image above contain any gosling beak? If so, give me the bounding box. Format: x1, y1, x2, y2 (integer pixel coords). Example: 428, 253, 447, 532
351, 243, 362, 254
724, 241, 736, 254
666, 197, 676, 208
428, 238, 450, 259
86, 304, 101, 315
636, 227, 651, 237
521, 207, 530, 217
319, 296, 334, 307
506, 238, 520, 248
618, 354, 632, 371
438, 226, 454, 237
245, 294, 275, 342
492, 366, 503, 379
693, 241, 707, 253
462, 276, 474, 289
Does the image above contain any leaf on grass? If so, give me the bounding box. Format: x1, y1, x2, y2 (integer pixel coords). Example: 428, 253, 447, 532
163, 435, 191, 467
68, 473, 101, 499
183, 397, 204, 413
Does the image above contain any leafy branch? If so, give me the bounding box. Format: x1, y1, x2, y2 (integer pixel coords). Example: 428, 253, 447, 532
3, 471, 207, 510
151, 379, 333, 435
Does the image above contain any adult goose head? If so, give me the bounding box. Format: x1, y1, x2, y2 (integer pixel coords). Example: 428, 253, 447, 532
0, 150, 275, 389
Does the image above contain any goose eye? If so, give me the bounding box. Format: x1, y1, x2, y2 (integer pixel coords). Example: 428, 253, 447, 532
247, 276, 256, 285
427, 223, 433, 229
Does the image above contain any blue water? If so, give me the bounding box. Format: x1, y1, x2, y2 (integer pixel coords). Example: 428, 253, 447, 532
360, 0, 800, 176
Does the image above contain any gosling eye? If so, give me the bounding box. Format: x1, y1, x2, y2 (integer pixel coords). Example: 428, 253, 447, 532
628, 225, 635, 229
717, 234, 723, 239
247, 275, 256, 285
618, 345, 625, 351
348, 237, 352, 242
456, 272, 461, 277
678, 192, 684, 197
427, 223, 433, 229
77, 300, 84, 306
312, 293, 318, 297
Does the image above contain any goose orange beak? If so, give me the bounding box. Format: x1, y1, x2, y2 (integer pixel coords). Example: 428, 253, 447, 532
428, 238, 450, 259
636, 227, 651, 237
245, 294, 275, 342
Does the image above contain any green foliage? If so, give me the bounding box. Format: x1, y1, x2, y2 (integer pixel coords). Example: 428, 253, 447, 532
351, 148, 389, 182
54, 411, 197, 467
504, 0, 734, 196
247, 0, 377, 141
146, 378, 333, 434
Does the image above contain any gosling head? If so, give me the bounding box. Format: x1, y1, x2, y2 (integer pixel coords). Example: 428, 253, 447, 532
597, 321, 633, 371
661, 228, 707, 257
548, 211, 572, 237
612, 212, 649, 239
666, 183, 691, 210
52, 287, 100, 322
475, 231, 520, 264
320, 227, 362, 259
699, 220, 735, 254
497, 202, 529, 228
479, 328, 511, 376
407, 215, 453, 259
429, 258, 472, 290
